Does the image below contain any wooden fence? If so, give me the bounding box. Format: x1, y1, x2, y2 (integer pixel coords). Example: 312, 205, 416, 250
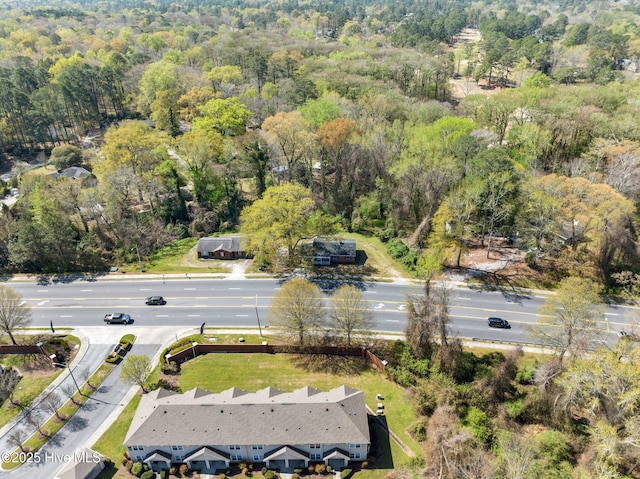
164, 343, 387, 372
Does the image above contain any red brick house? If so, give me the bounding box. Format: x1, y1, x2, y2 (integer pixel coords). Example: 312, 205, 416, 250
197, 236, 246, 260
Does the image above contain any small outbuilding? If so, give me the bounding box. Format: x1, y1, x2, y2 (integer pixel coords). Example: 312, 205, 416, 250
197, 236, 246, 260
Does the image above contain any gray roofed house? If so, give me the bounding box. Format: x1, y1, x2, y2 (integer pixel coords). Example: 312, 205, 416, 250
54, 448, 104, 479
196, 236, 246, 260
312, 238, 357, 266
49, 166, 93, 180
124, 385, 370, 474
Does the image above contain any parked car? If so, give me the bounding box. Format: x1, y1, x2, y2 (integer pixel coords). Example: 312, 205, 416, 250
104, 313, 131, 324
145, 296, 166, 305
487, 317, 511, 329
618, 330, 640, 341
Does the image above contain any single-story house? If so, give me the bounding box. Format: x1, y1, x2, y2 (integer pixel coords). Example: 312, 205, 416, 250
197, 236, 246, 260
49, 166, 93, 180
124, 385, 370, 474
312, 238, 356, 266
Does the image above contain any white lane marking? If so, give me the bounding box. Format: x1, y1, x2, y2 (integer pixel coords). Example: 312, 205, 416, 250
605, 313, 619, 316
229, 287, 241, 290
140, 288, 152, 291
188, 315, 201, 317
60, 315, 72, 318
386, 319, 400, 322
184, 288, 196, 290
458, 297, 471, 300
19, 301, 26, 306
236, 314, 249, 317
37, 290, 48, 293
81, 289, 93, 292
156, 314, 169, 317
397, 305, 407, 311
506, 301, 517, 304
37, 300, 49, 306
374, 303, 385, 309
364, 291, 377, 294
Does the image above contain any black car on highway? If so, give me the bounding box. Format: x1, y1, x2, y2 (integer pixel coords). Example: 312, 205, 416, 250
487, 317, 511, 328
145, 296, 166, 305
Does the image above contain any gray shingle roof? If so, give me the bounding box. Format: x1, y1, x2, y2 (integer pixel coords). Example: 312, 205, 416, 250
124, 385, 369, 447
196, 236, 243, 254
313, 238, 356, 257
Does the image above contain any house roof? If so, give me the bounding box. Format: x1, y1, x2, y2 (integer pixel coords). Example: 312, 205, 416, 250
313, 238, 356, 258
49, 166, 92, 180
124, 385, 369, 447
197, 236, 243, 254
54, 448, 103, 479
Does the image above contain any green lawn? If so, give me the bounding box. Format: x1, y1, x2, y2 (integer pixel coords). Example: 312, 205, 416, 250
92, 352, 421, 477
0, 334, 81, 429
121, 237, 229, 274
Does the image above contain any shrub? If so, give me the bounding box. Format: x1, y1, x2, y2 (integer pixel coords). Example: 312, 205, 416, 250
125, 460, 133, 472
411, 419, 429, 441
179, 463, 188, 475
265, 471, 276, 479
386, 238, 409, 259
505, 398, 527, 420
160, 470, 168, 479
465, 406, 492, 444
219, 474, 226, 479
140, 470, 154, 479
341, 469, 352, 478
105, 353, 122, 364
261, 467, 268, 474
131, 461, 143, 476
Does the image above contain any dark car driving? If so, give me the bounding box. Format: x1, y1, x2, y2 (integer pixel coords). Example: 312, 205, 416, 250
145, 296, 166, 305
488, 317, 511, 328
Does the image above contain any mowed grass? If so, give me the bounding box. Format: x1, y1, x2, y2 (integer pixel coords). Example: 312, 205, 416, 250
122, 237, 229, 274
180, 353, 421, 459
341, 232, 410, 279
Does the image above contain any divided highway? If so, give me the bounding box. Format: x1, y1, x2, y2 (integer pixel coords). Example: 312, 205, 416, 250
8, 277, 632, 344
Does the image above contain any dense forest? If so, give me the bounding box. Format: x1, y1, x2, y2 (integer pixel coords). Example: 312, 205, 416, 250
1, 0, 640, 477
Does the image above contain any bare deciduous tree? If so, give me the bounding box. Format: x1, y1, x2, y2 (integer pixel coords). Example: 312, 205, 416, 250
268, 278, 326, 345
330, 284, 374, 346
41, 392, 64, 421
0, 285, 32, 345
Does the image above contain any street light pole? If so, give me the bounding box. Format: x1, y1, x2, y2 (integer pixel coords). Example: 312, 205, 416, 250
255, 294, 263, 337
132, 245, 142, 270
52, 362, 82, 396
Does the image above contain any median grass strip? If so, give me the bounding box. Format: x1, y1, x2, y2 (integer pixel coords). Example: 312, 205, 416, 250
2, 362, 115, 469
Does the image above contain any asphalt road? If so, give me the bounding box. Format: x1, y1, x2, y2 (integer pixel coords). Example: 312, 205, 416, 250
0, 274, 635, 477
7, 277, 633, 344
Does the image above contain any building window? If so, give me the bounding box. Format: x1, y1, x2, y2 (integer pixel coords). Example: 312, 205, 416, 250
349, 444, 361, 449
349, 452, 361, 460
310, 453, 322, 461
175, 455, 184, 461
135, 455, 144, 462
231, 454, 243, 462
309, 444, 321, 449
130, 446, 144, 451
252, 445, 264, 450
221, 252, 225, 257
253, 454, 264, 461
171, 446, 184, 451
229, 445, 241, 451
